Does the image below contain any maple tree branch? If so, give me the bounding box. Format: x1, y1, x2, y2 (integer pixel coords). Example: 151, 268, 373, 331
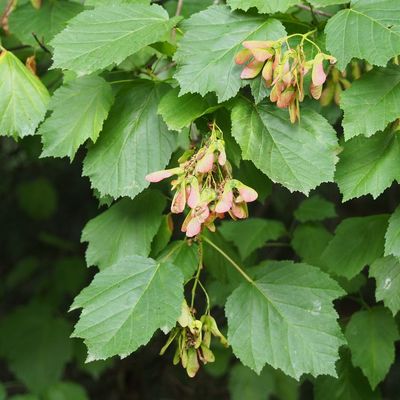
296, 4, 333, 17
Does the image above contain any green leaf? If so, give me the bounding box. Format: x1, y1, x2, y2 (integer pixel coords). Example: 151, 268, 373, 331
335, 130, 400, 201
341, 66, 400, 140
86, 0, 150, 6
370, 256, 400, 315
227, 0, 346, 13
150, 214, 173, 258
44, 382, 89, 400
345, 307, 398, 389
249, 76, 270, 105
229, 364, 275, 400
157, 240, 199, 281
39, 75, 114, 160
219, 218, 286, 259
231, 99, 339, 194
227, 0, 299, 13
82, 190, 165, 270
291, 223, 333, 266
174, 5, 286, 102
9, 396, 40, 400
385, 205, 400, 257
314, 349, 380, 400
9, 1, 84, 47
0, 50, 49, 138
294, 195, 336, 223
325, 0, 400, 70
225, 261, 345, 378
0, 304, 73, 394
158, 88, 219, 131
83, 81, 177, 199
321, 215, 389, 279
51, 4, 179, 75
0, 382, 5, 400
71, 256, 184, 360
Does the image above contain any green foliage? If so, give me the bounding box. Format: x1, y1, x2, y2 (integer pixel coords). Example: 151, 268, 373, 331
51, 4, 179, 74
2, 0, 400, 396
321, 215, 389, 278
71, 256, 184, 360
325, 0, 400, 70
341, 67, 400, 140
345, 307, 398, 389
39, 75, 114, 159
231, 100, 338, 194
0, 51, 49, 138
174, 6, 286, 101
370, 256, 400, 315
82, 81, 177, 198
225, 261, 345, 377
81, 190, 166, 269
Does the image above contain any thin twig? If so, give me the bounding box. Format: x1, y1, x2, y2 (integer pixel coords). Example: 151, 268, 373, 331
296, 4, 333, 17
32, 32, 51, 54
0, 0, 15, 34
175, 0, 184, 17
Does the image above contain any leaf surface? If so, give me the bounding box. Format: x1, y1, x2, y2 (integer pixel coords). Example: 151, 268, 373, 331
325, 0, 400, 70
174, 5, 286, 101
225, 261, 345, 378
71, 256, 184, 360
39, 75, 114, 159
0, 51, 49, 138
51, 4, 178, 74
83, 81, 177, 199
345, 307, 398, 389
321, 215, 389, 279
231, 99, 339, 194
335, 130, 400, 201
82, 190, 165, 270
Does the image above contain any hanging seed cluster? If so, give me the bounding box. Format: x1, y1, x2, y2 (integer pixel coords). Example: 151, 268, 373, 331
145, 124, 258, 237
235, 37, 336, 122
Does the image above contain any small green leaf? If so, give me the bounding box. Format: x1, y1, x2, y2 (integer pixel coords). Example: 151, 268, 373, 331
294, 195, 336, 223
0, 304, 73, 394
335, 130, 400, 201
158, 88, 219, 131
51, 4, 179, 74
229, 364, 275, 400
341, 66, 400, 140
174, 5, 286, 102
83, 81, 177, 199
325, 0, 400, 70
385, 205, 400, 257
291, 223, 333, 267
225, 261, 345, 378
321, 215, 389, 279
9, 1, 84, 47
219, 218, 286, 259
249, 76, 270, 105
44, 382, 89, 400
0, 50, 49, 138
71, 256, 184, 360
157, 240, 199, 281
370, 256, 400, 315
39, 75, 114, 160
345, 307, 398, 389
82, 190, 166, 270
231, 99, 339, 194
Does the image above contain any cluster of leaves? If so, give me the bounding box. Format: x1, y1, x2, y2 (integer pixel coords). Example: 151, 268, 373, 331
1, 0, 400, 398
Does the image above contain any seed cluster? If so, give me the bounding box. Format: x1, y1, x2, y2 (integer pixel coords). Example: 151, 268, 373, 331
160, 301, 228, 378
146, 124, 258, 237
235, 36, 336, 122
